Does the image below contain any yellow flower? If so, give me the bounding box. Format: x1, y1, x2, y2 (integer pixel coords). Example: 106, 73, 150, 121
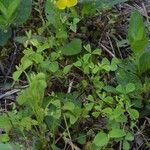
56, 0, 77, 10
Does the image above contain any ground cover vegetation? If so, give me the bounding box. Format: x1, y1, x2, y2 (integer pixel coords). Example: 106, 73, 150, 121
0, 0, 150, 149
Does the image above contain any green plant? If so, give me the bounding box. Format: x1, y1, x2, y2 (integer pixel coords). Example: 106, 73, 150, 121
0, 0, 32, 46
0, 0, 150, 150
116, 10, 150, 115
80, 0, 128, 15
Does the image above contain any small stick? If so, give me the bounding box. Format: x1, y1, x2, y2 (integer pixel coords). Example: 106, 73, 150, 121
0, 89, 21, 99
142, 2, 150, 24
67, 80, 74, 93
100, 44, 115, 57
107, 34, 116, 57
63, 136, 81, 150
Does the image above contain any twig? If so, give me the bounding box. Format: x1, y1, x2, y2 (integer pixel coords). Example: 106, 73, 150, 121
107, 34, 116, 57
119, 140, 122, 150
134, 3, 150, 19
100, 44, 115, 57
142, 2, 150, 24
145, 117, 150, 125
111, 34, 123, 59
67, 80, 74, 93
0, 89, 21, 99
63, 135, 81, 150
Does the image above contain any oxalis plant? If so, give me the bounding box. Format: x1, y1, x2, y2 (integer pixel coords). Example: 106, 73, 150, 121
0, 0, 149, 150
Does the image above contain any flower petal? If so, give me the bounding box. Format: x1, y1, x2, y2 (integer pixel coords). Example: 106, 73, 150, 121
56, 0, 67, 9
66, 0, 77, 8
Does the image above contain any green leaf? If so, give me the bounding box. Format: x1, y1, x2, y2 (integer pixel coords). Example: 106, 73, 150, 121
45, 0, 65, 37
7, 0, 20, 19
103, 86, 117, 94
103, 96, 114, 104
13, 57, 33, 81
69, 113, 78, 124
81, 0, 128, 16
116, 84, 125, 94
84, 102, 94, 111
101, 58, 111, 71
128, 108, 139, 120
0, 0, 32, 29
56, 30, 67, 39
62, 39, 82, 56
110, 106, 125, 120
70, 18, 80, 32
17, 73, 47, 107
51, 144, 60, 150
63, 64, 73, 74
125, 132, 134, 141
87, 95, 94, 102
0, 143, 15, 150
0, 134, 10, 142
128, 10, 148, 54
21, 57, 33, 69
20, 117, 38, 131
48, 99, 61, 119
45, 0, 58, 26
12, 69, 23, 81
102, 107, 112, 115
109, 128, 126, 138
14, 0, 32, 24
110, 57, 120, 71
73, 60, 82, 67
92, 112, 100, 118
123, 140, 130, 150
116, 60, 142, 87
77, 133, 86, 145
0, 15, 7, 29
84, 44, 91, 53
93, 132, 109, 147
30, 53, 43, 64
126, 83, 135, 93
92, 48, 102, 55
139, 52, 150, 74
83, 54, 91, 63
63, 102, 75, 111
0, 0, 11, 7
0, 115, 12, 132
49, 61, 59, 73
0, 28, 12, 46
0, 2, 7, 17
